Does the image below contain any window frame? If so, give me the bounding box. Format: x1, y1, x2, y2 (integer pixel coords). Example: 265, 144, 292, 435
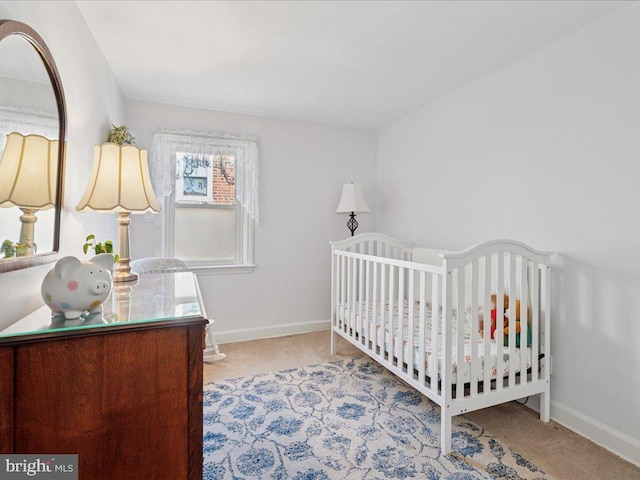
162, 152, 255, 275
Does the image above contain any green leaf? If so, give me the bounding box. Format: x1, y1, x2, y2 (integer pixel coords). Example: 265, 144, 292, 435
81, 235, 118, 258
114, 254, 120, 263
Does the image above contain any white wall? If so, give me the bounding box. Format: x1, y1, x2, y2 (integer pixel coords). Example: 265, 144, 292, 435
127, 100, 376, 342
0, 1, 125, 328
377, 5, 640, 463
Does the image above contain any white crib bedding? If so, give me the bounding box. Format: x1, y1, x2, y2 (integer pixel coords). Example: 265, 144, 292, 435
337, 299, 532, 384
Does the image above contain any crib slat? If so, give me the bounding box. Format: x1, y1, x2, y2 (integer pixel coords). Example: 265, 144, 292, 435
430, 272, 440, 389
358, 258, 365, 345
333, 254, 338, 330
496, 253, 505, 390
456, 266, 465, 399
331, 252, 336, 339
344, 255, 349, 334
483, 254, 492, 393
407, 271, 415, 377
364, 260, 371, 349
372, 262, 378, 354
404, 248, 412, 262
418, 272, 426, 386
541, 263, 550, 380
542, 263, 551, 380
380, 263, 387, 358
531, 262, 540, 379
541, 260, 551, 422
339, 256, 347, 331
397, 267, 405, 370
508, 253, 517, 388
520, 258, 529, 386
388, 264, 395, 362
345, 255, 350, 333
335, 254, 339, 330
470, 260, 479, 397
441, 262, 453, 410
352, 257, 358, 338
348, 257, 354, 334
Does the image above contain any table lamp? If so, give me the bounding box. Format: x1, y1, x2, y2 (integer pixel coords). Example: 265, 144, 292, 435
76, 143, 160, 282
336, 182, 371, 237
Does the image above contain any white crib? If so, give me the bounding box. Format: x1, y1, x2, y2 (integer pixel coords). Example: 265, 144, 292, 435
330, 233, 551, 455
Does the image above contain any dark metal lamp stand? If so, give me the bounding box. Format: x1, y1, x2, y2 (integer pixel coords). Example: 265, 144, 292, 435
347, 211, 358, 236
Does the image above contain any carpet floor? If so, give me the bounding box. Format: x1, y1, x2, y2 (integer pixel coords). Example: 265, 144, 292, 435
203, 357, 553, 480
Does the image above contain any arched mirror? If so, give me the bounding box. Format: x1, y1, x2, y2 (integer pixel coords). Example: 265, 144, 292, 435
0, 20, 66, 273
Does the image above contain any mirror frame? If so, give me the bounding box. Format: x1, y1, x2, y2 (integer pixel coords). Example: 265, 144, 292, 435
0, 20, 66, 273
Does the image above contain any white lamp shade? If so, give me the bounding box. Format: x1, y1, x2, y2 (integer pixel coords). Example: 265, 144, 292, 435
336, 182, 371, 213
0, 132, 58, 209
76, 143, 160, 213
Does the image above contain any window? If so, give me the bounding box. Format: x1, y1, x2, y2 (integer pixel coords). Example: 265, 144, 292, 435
150, 130, 259, 274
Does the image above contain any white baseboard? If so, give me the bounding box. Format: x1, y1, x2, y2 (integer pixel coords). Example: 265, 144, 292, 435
525, 396, 640, 467
214, 319, 330, 345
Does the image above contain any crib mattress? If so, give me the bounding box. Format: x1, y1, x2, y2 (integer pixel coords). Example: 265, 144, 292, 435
337, 300, 532, 384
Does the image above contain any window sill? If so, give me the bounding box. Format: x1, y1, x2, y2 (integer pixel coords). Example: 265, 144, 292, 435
188, 264, 255, 276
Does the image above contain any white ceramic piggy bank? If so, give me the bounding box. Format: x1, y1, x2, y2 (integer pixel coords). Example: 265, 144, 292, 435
41, 253, 114, 320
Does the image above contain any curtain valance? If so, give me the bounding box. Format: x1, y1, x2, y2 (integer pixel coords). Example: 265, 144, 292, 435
149, 129, 260, 224
0, 105, 58, 152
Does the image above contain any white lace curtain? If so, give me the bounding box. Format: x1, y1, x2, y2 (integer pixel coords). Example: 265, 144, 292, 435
0, 105, 58, 152
149, 129, 260, 224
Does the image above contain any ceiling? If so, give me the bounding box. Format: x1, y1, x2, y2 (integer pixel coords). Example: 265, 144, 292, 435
75, 1, 633, 130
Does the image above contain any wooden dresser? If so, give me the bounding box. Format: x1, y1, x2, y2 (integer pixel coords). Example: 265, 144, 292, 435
0, 272, 207, 480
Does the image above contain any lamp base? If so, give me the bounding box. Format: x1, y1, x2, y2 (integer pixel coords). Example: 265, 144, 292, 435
17, 207, 38, 256
114, 258, 138, 283
113, 270, 138, 283
114, 212, 137, 282
347, 212, 359, 237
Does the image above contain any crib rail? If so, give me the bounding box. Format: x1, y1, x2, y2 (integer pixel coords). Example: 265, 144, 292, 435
440, 241, 551, 411
331, 232, 413, 259
332, 248, 445, 405
330, 236, 552, 455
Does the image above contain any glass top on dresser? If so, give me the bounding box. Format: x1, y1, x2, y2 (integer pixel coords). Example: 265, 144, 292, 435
0, 272, 206, 343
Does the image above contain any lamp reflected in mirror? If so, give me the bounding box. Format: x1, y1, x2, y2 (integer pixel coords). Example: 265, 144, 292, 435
0, 132, 58, 256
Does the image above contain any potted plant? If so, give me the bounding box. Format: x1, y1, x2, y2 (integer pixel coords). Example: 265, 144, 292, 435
83, 234, 119, 262
1, 239, 32, 258
1, 239, 15, 258
107, 124, 135, 145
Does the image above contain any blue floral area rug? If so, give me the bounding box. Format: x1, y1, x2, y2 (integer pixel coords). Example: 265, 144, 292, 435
203, 357, 553, 480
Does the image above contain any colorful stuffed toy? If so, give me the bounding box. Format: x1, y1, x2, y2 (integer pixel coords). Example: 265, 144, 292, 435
479, 294, 532, 347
